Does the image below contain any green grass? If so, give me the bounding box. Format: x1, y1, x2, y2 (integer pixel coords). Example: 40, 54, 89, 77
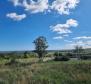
0, 59, 91, 84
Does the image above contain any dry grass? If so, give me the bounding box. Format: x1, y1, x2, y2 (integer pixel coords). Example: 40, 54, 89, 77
0, 59, 91, 84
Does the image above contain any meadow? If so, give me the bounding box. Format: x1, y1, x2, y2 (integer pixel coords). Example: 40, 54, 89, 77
0, 58, 91, 84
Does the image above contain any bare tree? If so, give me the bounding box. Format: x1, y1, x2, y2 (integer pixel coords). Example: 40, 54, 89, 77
74, 45, 84, 59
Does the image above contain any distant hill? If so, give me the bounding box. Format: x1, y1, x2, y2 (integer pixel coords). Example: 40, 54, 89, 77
0, 48, 91, 54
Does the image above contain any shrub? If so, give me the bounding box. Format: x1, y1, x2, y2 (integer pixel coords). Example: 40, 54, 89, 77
23, 51, 28, 58
45, 53, 53, 57
5, 58, 18, 65
54, 56, 70, 61
0, 53, 5, 59
54, 52, 63, 57
29, 53, 37, 58
80, 55, 91, 60
65, 53, 73, 58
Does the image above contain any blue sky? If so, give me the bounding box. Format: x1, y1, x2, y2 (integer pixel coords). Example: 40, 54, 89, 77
0, 0, 91, 51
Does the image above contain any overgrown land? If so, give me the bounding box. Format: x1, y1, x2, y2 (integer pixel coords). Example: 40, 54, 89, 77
0, 60, 91, 84
0, 36, 91, 84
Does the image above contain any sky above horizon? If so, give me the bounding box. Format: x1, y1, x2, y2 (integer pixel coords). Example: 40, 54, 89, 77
0, 0, 91, 51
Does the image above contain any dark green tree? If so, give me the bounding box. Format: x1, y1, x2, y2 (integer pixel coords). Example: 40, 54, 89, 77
24, 51, 28, 58
33, 36, 48, 59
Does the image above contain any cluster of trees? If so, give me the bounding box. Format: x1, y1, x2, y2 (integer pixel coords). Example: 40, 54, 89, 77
53, 45, 91, 60
0, 52, 37, 59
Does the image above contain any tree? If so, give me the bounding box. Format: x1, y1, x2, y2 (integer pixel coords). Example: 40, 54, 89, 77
74, 45, 84, 53
74, 45, 84, 59
24, 51, 28, 58
33, 36, 48, 59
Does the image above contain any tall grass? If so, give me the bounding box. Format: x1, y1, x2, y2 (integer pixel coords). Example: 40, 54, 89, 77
0, 60, 91, 84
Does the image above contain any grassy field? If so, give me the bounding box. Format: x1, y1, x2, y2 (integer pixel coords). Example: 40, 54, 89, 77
0, 59, 91, 84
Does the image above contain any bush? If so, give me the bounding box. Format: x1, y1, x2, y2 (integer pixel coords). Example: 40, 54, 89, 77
29, 53, 37, 58
45, 53, 53, 57
54, 52, 63, 57
5, 58, 18, 65
65, 53, 73, 57
54, 56, 70, 61
80, 55, 91, 60
0, 53, 5, 59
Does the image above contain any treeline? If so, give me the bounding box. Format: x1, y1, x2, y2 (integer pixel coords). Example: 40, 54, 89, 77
0, 51, 37, 59
53, 51, 91, 60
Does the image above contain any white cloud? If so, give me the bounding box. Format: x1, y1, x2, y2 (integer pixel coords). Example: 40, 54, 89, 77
50, 19, 78, 38
85, 40, 91, 46
65, 36, 91, 49
51, 24, 72, 34
64, 40, 73, 42
6, 13, 26, 21
53, 34, 69, 40
67, 19, 78, 27
66, 40, 91, 49
51, 0, 80, 15
73, 36, 91, 40
53, 36, 63, 39
9, 0, 21, 6
9, 0, 80, 15
23, 0, 49, 13
64, 40, 84, 49
10, 0, 49, 13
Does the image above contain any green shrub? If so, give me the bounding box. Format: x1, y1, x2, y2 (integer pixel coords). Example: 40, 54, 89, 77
45, 53, 53, 57
65, 53, 73, 57
80, 56, 91, 60
54, 56, 70, 61
54, 52, 63, 57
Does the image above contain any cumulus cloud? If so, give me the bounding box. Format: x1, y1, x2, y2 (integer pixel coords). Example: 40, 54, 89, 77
10, 0, 49, 13
50, 19, 78, 39
8, 0, 80, 41
6, 13, 26, 21
51, 24, 71, 34
9, 0, 80, 15
66, 19, 78, 27
23, 0, 49, 13
51, 0, 80, 15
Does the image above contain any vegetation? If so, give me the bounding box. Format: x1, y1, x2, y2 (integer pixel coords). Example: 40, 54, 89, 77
74, 45, 84, 59
33, 36, 48, 59
0, 61, 91, 84
54, 56, 70, 61
74, 45, 84, 53
0, 37, 91, 84
54, 52, 63, 57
